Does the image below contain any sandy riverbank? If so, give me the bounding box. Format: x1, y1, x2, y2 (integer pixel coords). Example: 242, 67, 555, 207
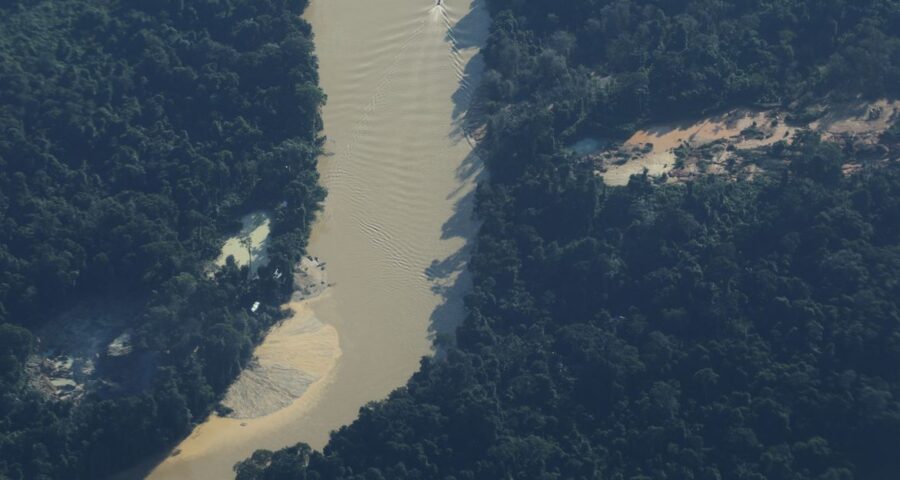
142, 0, 489, 478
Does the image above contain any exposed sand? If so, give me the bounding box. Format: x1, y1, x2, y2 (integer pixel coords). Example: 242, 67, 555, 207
600, 110, 796, 185
213, 212, 271, 275
142, 0, 488, 478
221, 257, 333, 419
142, 254, 340, 475
625, 110, 789, 151
600, 149, 675, 186
593, 99, 899, 185
145, 307, 340, 469
140, 290, 341, 479
27, 300, 138, 403
811, 99, 900, 141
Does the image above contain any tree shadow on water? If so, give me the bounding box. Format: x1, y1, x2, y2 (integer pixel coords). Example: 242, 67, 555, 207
448, 0, 491, 143
425, 160, 484, 356
446, 0, 489, 51
427, 0, 491, 357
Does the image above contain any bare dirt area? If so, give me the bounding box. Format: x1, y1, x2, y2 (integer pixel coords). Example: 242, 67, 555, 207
145, 0, 488, 477
26, 299, 150, 403
220, 256, 333, 419
812, 99, 900, 141
579, 99, 900, 185
210, 211, 271, 277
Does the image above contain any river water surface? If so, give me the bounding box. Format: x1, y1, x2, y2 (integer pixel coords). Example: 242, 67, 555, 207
144, 0, 488, 478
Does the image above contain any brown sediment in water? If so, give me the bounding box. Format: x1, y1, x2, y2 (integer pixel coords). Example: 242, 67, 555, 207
143, 0, 489, 478
144, 299, 340, 470
127, 256, 339, 479
220, 257, 333, 419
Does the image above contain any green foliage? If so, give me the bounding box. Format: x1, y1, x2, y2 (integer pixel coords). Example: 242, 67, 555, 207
239, 1, 900, 479
0, 324, 32, 383
478, 0, 900, 136
242, 143, 900, 480
0, 0, 324, 477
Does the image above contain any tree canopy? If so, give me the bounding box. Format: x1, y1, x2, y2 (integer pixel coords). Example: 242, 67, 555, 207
0, 0, 325, 478
237, 1, 900, 479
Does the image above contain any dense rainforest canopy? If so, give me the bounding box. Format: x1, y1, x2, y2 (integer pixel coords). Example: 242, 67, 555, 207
0, 0, 324, 478
237, 0, 900, 479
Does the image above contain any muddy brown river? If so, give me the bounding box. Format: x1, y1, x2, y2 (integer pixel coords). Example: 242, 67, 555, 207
143, 0, 488, 478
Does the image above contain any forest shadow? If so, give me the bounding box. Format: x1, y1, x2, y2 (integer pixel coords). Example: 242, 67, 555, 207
448, 0, 490, 142
446, 0, 488, 50
450, 53, 487, 142
426, 147, 486, 356
426, 0, 490, 356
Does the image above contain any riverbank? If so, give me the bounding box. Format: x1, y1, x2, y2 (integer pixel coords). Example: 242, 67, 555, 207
221, 256, 335, 419
143, 0, 489, 478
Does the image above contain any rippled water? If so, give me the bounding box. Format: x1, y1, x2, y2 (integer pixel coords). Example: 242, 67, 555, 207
142, 1, 488, 478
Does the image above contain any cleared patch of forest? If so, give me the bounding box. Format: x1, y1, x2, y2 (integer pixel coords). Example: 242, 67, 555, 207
587, 99, 900, 185
236, 1, 900, 479
0, 0, 325, 478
